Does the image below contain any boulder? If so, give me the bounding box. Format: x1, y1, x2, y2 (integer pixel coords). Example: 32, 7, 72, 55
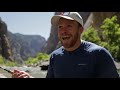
40, 60, 49, 70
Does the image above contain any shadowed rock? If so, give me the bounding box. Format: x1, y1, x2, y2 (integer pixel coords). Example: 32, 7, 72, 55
40, 60, 49, 70
0, 17, 13, 61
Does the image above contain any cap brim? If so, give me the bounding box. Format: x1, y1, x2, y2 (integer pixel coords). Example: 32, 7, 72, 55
51, 15, 74, 26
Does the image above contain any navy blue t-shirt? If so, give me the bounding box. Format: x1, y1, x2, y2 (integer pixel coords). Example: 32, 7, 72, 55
46, 40, 119, 78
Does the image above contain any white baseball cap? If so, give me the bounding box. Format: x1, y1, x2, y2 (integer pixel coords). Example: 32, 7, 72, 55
51, 12, 83, 27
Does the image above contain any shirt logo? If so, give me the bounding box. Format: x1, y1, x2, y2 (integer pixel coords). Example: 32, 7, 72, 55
78, 64, 87, 66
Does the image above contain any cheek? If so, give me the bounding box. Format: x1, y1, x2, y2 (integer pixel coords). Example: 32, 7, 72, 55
70, 31, 79, 39
58, 29, 64, 34
58, 32, 61, 38
58, 31, 64, 36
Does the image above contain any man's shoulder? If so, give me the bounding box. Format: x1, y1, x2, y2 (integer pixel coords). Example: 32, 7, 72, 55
83, 41, 113, 58
83, 40, 106, 52
51, 46, 64, 55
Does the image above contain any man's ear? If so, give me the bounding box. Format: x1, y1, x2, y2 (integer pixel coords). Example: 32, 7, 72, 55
80, 26, 84, 33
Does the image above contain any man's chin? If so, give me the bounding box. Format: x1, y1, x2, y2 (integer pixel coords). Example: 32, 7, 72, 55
61, 40, 71, 47
62, 43, 70, 48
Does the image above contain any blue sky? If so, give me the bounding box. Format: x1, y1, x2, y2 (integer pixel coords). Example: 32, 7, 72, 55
0, 12, 55, 40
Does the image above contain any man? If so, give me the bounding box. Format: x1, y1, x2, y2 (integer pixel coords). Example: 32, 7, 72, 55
12, 12, 119, 78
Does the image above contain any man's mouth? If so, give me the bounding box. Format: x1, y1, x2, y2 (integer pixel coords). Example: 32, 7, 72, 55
62, 36, 70, 40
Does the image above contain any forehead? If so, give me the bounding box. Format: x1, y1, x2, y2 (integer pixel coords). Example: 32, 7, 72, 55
58, 18, 75, 24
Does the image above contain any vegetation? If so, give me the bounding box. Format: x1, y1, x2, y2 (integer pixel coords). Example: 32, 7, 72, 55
82, 26, 101, 44
0, 52, 50, 66
0, 55, 18, 66
82, 15, 120, 61
0, 55, 4, 64
100, 16, 120, 61
25, 52, 50, 65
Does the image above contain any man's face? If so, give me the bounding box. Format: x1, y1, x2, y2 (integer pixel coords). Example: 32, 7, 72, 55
58, 18, 83, 49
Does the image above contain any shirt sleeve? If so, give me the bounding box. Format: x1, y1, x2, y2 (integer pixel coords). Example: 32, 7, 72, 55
46, 56, 54, 78
95, 47, 119, 78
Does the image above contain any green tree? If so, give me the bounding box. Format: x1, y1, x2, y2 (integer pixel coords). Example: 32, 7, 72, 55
82, 15, 120, 61
100, 15, 120, 61
82, 26, 101, 44
25, 53, 50, 65
0, 55, 17, 66
36, 53, 50, 61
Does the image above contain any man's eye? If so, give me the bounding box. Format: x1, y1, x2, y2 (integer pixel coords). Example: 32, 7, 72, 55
58, 26, 62, 29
